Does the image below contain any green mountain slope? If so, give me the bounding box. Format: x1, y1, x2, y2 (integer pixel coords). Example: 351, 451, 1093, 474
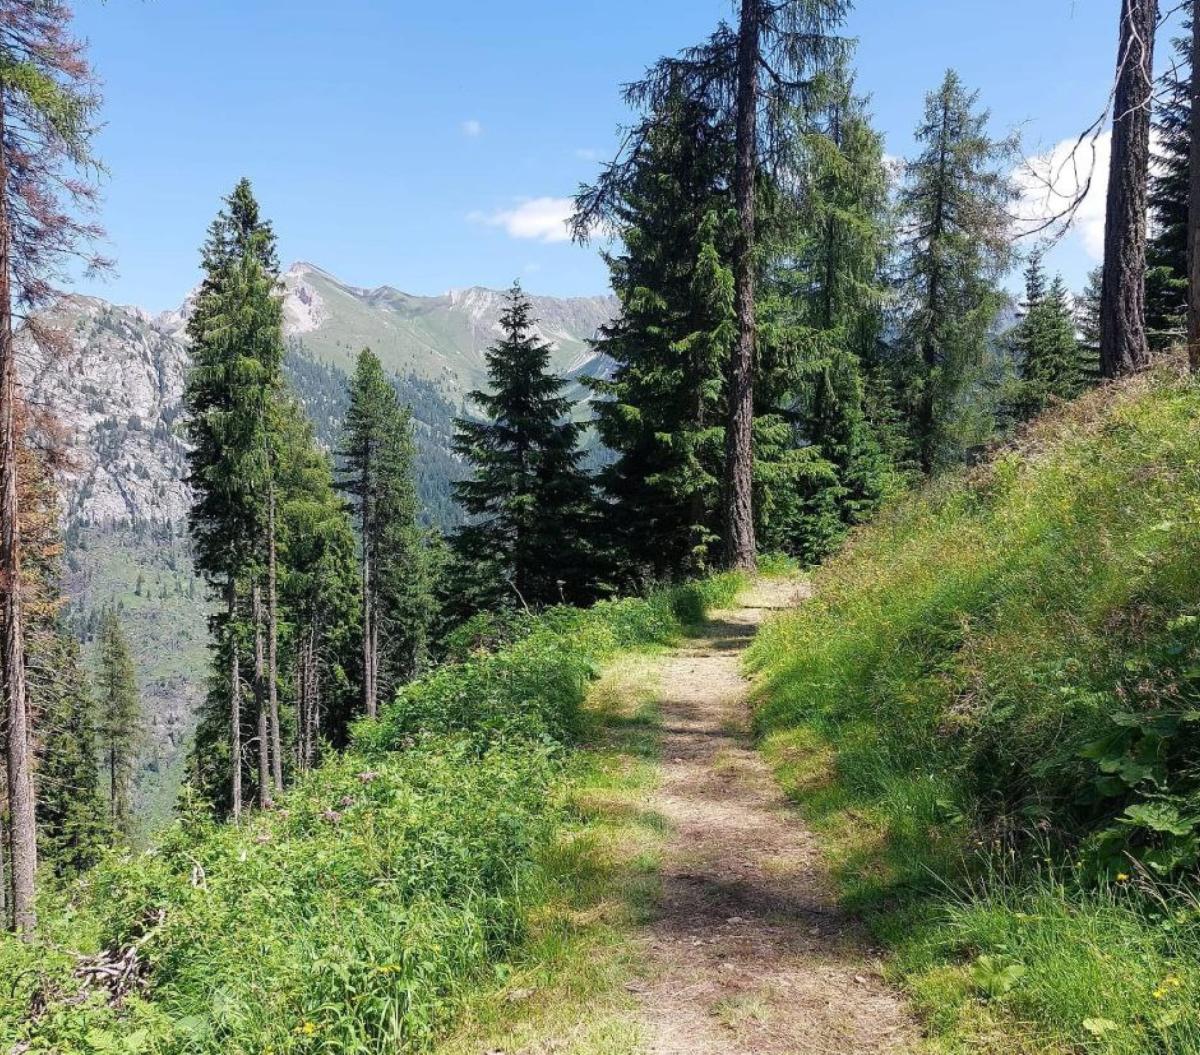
747, 360, 1200, 1052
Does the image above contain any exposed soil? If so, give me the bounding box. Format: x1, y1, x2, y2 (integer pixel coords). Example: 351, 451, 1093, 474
631, 578, 918, 1055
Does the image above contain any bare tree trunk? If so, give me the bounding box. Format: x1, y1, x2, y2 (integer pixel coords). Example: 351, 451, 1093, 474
228, 580, 242, 823
0, 90, 35, 937
723, 0, 760, 572
253, 584, 268, 808
1100, 0, 1158, 378
361, 506, 376, 719
0, 791, 8, 927
1189, 7, 1200, 373
266, 488, 282, 790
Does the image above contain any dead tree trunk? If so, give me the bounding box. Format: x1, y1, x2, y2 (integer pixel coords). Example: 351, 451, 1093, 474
723, 0, 760, 572
253, 584, 268, 808
1100, 0, 1158, 377
0, 89, 35, 938
1188, 7, 1200, 373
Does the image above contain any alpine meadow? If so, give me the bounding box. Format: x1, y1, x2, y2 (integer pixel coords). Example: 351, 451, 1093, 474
5, 2, 1200, 1053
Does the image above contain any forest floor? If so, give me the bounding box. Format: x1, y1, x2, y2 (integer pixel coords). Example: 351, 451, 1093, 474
440, 577, 919, 1055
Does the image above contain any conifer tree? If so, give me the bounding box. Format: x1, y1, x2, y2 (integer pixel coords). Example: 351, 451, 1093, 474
338, 349, 430, 717
1146, 15, 1192, 347
451, 284, 594, 612
95, 609, 141, 838
1012, 259, 1086, 418
184, 180, 283, 818
576, 92, 734, 581
0, 0, 106, 936
895, 70, 1016, 472
577, 0, 850, 571
37, 636, 109, 875
274, 394, 359, 761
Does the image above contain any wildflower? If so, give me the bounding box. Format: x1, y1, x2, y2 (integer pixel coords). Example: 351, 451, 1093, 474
339, 795, 355, 807
1116, 873, 1130, 883
321, 809, 342, 824
358, 771, 379, 784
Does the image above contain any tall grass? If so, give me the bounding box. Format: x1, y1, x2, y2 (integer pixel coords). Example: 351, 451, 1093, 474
0, 574, 743, 1054
747, 363, 1200, 1052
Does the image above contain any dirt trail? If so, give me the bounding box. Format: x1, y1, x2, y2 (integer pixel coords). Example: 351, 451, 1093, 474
632, 578, 916, 1055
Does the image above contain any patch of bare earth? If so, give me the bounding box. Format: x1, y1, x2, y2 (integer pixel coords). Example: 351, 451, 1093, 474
632, 579, 917, 1055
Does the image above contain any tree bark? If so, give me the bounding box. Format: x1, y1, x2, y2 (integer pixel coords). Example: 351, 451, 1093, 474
1188, 7, 1200, 373
0, 89, 36, 938
361, 487, 377, 719
227, 580, 242, 823
1100, 0, 1158, 378
253, 584, 268, 808
723, 0, 760, 572
266, 487, 282, 790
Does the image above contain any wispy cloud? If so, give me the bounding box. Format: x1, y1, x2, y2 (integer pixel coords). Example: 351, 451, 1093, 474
574, 147, 602, 161
461, 118, 483, 138
469, 196, 574, 243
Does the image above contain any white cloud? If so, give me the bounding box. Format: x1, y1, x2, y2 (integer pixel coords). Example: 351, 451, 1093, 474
1014, 132, 1111, 261
469, 196, 574, 243
574, 147, 601, 161
461, 118, 483, 138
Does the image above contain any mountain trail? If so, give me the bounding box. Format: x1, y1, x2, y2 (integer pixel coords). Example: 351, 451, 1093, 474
631, 577, 917, 1054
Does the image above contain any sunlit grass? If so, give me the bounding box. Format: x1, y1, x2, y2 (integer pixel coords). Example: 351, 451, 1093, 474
747, 362, 1200, 1052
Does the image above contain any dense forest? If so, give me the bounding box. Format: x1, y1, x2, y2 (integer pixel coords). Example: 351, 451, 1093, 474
3, 0, 1200, 1052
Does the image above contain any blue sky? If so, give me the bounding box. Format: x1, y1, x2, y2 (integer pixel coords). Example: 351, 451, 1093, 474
72, 0, 1131, 311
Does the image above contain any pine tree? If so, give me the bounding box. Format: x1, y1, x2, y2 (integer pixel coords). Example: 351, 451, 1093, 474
451, 284, 595, 612
1146, 15, 1192, 348
183, 179, 283, 818
95, 609, 141, 838
895, 70, 1016, 472
577, 91, 733, 581
338, 349, 431, 717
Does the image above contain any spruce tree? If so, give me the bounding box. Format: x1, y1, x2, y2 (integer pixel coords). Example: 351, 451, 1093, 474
37, 635, 110, 876
338, 349, 431, 717
577, 92, 733, 581
1012, 260, 1086, 418
95, 609, 142, 838
896, 70, 1016, 472
451, 284, 594, 612
184, 179, 283, 818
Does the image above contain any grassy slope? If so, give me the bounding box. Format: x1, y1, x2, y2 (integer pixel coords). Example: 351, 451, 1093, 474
1, 575, 741, 1054
747, 363, 1200, 1054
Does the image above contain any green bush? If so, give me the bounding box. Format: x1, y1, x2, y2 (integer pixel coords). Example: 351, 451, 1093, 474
1, 574, 742, 1053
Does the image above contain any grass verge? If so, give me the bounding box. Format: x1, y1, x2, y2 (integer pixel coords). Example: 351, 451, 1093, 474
747, 364, 1200, 1054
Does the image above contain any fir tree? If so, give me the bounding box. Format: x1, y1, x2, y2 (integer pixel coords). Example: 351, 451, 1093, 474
95, 609, 141, 838
1146, 15, 1192, 347
183, 179, 283, 818
577, 91, 733, 581
895, 70, 1016, 472
1011, 259, 1086, 419
36, 635, 110, 877
338, 350, 431, 717
451, 285, 595, 612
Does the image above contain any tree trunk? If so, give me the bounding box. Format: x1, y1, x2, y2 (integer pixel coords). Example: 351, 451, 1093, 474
1188, 7, 1200, 373
228, 580, 242, 822
267, 487, 282, 790
1100, 0, 1157, 378
253, 584, 268, 808
0, 89, 35, 938
361, 493, 376, 719
723, 0, 760, 572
